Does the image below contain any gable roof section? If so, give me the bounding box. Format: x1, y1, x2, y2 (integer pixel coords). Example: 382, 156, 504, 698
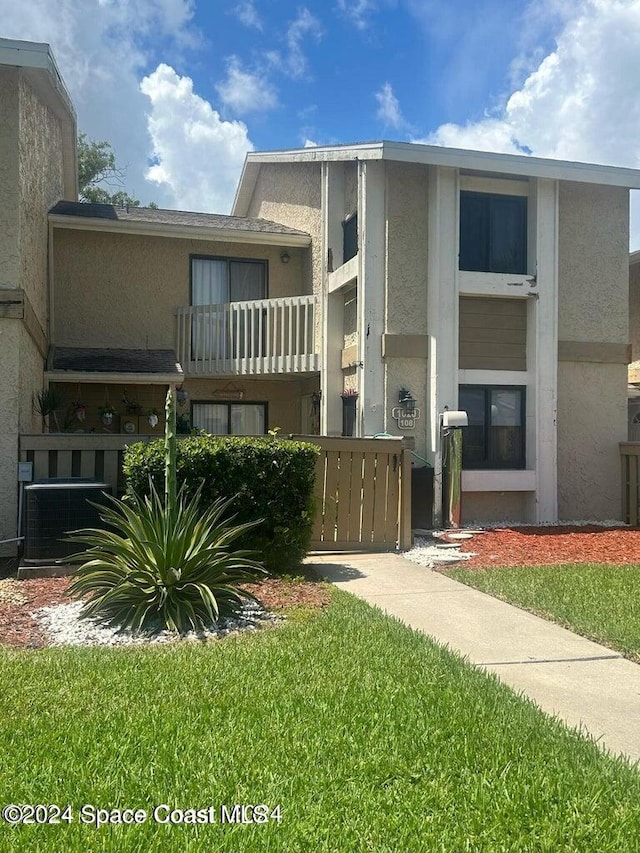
49, 201, 311, 247
233, 139, 640, 216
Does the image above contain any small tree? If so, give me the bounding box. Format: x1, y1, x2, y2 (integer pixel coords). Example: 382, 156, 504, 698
78, 133, 156, 207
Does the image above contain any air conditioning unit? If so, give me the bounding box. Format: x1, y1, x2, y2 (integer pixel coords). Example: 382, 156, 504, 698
22, 479, 113, 564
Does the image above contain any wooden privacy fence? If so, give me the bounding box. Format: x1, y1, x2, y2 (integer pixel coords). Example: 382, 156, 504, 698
291, 435, 412, 551
620, 442, 640, 525
19, 433, 413, 552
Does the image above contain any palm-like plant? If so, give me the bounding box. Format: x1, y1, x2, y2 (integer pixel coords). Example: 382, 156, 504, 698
67, 482, 266, 633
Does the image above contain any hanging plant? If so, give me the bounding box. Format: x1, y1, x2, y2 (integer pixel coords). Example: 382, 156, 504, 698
72, 400, 87, 422
99, 403, 116, 426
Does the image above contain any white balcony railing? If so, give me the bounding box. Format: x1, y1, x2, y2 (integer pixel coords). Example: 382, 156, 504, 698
176, 295, 319, 375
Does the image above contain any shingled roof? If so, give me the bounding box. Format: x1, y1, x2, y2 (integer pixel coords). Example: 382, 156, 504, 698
49, 201, 309, 237
50, 347, 183, 377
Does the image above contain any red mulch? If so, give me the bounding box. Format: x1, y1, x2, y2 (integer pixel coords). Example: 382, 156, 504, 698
0, 576, 331, 650
452, 526, 640, 568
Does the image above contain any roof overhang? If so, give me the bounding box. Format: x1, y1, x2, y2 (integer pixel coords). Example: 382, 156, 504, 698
233, 139, 640, 216
45, 370, 182, 385
48, 213, 312, 247
0, 38, 77, 199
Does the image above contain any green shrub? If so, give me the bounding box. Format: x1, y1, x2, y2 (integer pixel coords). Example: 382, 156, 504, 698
123, 436, 319, 574
67, 482, 266, 633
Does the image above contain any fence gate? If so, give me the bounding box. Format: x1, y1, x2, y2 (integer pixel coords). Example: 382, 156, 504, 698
291, 436, 412, 551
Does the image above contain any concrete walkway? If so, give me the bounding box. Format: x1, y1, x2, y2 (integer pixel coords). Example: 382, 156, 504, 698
309, 551, 640, 765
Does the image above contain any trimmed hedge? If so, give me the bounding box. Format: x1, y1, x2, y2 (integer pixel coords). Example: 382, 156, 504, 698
122, 436, 320, 574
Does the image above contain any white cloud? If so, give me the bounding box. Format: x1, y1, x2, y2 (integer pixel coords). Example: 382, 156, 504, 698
375, 82, 404, 129
215, 57, 277, 115
425, 0, 640, 164
141, 64, 253, 213
234, 0, 262, 30
303, 139, 318, 148
422, 0, 640, 247
0, 0, 200, 208
269, 7, 323, 78
337, 0, 377, 30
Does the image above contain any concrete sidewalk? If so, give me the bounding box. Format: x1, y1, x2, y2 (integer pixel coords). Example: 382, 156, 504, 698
309, 551, 640, 765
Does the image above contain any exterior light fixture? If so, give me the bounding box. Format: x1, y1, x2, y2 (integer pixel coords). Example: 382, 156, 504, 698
280, 251, 291, 264
398, 387, 416, 416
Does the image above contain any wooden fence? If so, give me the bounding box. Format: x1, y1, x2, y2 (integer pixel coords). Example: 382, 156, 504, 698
19, 433, 413, 551
620, 442, 640, 525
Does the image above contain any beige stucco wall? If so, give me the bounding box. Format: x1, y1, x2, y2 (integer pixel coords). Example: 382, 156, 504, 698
381, 162, 430, 454
245, 163, 322, 347
344, 163, 358, 216
19, 73, 65, 329
0, 69, 20, 290
0, 71, 66, 556
53, 229, 308, 349
462, 491, 531, 525
557, 362, 626, 520
557, 182, 629, 520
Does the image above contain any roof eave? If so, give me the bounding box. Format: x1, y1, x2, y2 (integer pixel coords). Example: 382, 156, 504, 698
45, 370, 184, 385
48, 213, 312, 247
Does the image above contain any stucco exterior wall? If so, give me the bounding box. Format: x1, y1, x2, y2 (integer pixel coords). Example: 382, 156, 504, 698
462, 491, 531, 525
557, 361, 626, 520
381, 163, 430, 453
558, 183, 629, 343
19, 73, 65, 329
0, 69, 20, 289
245, 163, 322, 322
0, 69, 66, 556
386, 162, 429, 335
53, 229, 308, 349
557, 182, 629, 520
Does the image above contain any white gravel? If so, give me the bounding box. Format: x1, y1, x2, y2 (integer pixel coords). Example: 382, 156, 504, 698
402, 535, 476, 569
33, 600, 281, 647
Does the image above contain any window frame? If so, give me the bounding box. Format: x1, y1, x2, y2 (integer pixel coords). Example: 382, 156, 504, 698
190, 400, 268, 436
459, 191, 528, 275
458, 384, 526, 470
342, 212, 358, 264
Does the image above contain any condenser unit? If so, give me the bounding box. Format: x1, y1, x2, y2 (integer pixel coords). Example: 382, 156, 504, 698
22, 479, 112, 564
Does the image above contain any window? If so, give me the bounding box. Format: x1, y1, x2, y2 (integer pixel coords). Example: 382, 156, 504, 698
190, 257, 267, 361
343, 213, 358, 263
191, 402, 266, 435
459, 192, 527, 274
191, 257, 266, 305
459, 385, 525, 469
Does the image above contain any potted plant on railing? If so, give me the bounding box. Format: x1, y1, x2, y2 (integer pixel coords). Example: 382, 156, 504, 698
99, 403, 116, 427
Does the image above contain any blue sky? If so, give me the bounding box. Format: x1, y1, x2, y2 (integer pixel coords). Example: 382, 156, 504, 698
2, 0, 640, 245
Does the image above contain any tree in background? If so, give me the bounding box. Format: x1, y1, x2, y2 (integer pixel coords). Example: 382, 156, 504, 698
77, 133, 157, 208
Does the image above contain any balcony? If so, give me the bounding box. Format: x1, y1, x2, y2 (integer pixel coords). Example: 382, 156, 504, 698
176, 295, 319, 376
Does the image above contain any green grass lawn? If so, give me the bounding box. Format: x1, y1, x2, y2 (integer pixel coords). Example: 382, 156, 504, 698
444, 562, 640, 662
1, 591, 640, 852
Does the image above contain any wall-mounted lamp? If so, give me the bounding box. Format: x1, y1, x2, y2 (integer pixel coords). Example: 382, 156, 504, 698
280, 251, 291, 264
176, 385, 188, 407
398, 387, 416, 416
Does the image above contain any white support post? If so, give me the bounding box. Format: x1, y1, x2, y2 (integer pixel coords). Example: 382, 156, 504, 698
532, 178, 559, 522
427, 166, 459, 527
358, 159, 386, 437
321, 162, 346, 434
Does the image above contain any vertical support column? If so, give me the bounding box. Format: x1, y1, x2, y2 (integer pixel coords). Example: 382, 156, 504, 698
358, 159, 386, 437
532, 178, 559, 522
321, 162, 345, 435
427, 166, 459, 527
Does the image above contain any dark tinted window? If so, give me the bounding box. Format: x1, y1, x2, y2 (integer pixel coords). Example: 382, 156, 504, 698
460, 192, 527, 274
459, 385, 525, 469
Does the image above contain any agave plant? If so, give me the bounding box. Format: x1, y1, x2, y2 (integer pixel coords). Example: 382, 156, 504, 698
67, 482, 266, 634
